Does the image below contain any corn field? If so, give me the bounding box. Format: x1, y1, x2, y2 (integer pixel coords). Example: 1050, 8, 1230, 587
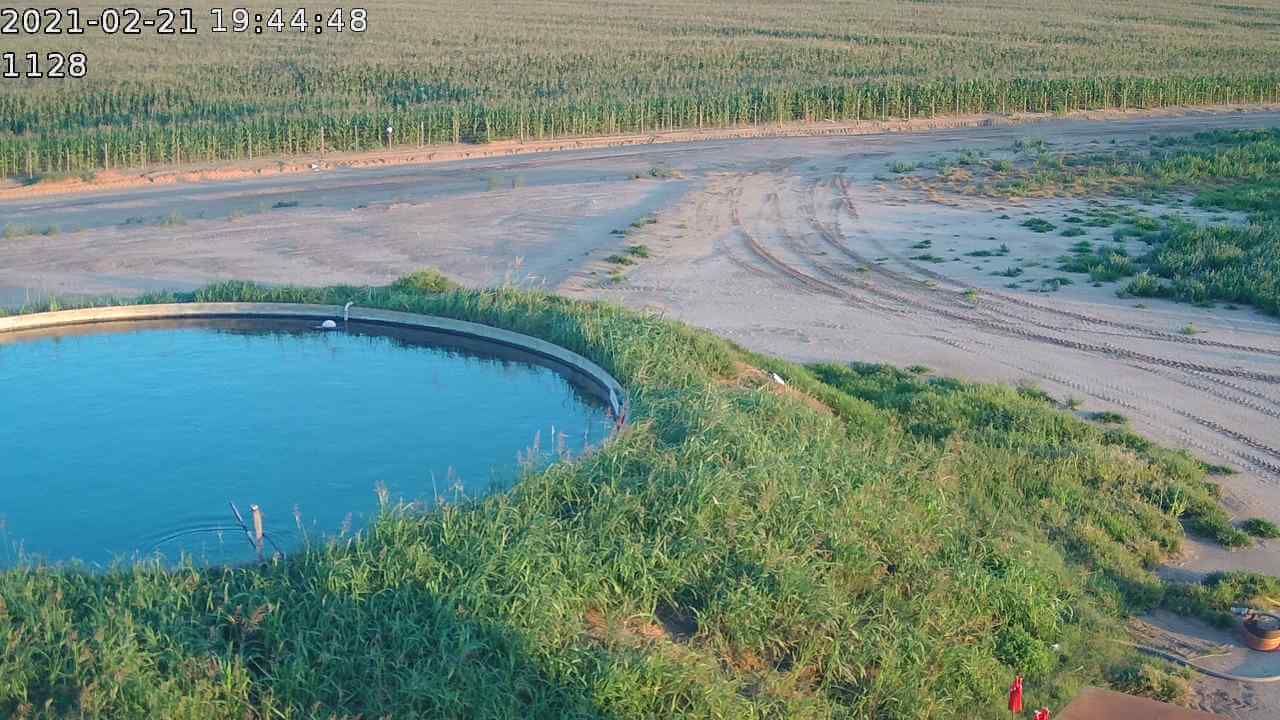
4, 0, 1280, 178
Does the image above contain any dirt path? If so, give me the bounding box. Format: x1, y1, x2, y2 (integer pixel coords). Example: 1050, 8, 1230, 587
3, 106, 1279, 717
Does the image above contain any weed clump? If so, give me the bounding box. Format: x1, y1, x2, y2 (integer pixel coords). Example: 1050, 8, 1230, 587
1162, 571, 1280, 626
1021, 217, 1056, 233
1106, 662, 1190, 706
390, 268, 459, 294
1242, 518, 1280, 539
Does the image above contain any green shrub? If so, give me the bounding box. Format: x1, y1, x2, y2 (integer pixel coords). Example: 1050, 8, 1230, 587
995, 626, 1056, 680
2, 224, 36, 239
1163, 571, 1280, 625
1106, 662, 1190, 705
391, 268, 460, 294
1022, 217, 1056, 233
1124, 272, 1164, 298
1242, 518, 1280, 539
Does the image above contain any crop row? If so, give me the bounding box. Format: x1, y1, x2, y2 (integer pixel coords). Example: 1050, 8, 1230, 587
3, 75, 1278, 179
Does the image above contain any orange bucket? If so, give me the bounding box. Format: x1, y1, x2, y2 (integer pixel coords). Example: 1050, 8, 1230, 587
1242, 614, 1280, 652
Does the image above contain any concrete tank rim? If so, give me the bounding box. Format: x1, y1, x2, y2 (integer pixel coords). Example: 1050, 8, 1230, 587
0, 302, 627, 419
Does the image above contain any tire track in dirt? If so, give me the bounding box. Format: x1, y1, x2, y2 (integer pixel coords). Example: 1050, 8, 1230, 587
702, 169, 1280, 478
828, 174, 1280, 458
798, 171, 1280, 473
831, 175, 1280, 358
933, 334, 1280, 481
815, 179, 1280, 384
725, 175, 907, 320
760, 182, 912, 317
926, 334, 1242, 468
1144, 367, 1280, 422
730, 199, 847, 299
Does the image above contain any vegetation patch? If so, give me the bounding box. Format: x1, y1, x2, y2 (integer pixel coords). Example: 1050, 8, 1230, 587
1242, 518, 1280, 540
644, 163, 681, 179
1021, 217, 1057, 233
2, 224, 60, 239
1161, 571, 1280, 627
954, 129, 1280, 314
966, 243, 1010, 257
389, 268, 460, 294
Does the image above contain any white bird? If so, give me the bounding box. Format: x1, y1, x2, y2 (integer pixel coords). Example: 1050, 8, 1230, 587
770, 372, 786, 386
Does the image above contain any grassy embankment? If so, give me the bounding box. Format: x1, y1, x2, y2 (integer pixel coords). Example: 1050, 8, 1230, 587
914, 128, 1280, 315
4, 0, 1280, 179
1, 277, 1276, 718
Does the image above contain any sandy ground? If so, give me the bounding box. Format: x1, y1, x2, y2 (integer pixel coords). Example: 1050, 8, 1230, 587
2, 106, 1279, 717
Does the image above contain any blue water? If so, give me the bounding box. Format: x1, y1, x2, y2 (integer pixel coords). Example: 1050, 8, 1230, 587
0, 320, 611, 567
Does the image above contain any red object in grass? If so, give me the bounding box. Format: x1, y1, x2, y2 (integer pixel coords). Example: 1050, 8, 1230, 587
1009, 676, 1024, 714
1033, 708, 1051, 720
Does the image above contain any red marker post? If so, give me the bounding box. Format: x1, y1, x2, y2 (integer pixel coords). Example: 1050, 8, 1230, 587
1009, 676, 1024, 715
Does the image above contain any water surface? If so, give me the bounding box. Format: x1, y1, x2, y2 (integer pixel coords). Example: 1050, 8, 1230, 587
0, 319, 611, 567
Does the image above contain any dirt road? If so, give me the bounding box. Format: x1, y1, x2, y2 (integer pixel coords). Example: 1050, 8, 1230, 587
3, 107, 1279, 716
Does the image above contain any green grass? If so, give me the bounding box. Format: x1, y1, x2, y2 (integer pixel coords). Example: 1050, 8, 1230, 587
1, 224, 60, 239
1058, 244, 1136, 283
966, 243, 1010, 258
0, 278, 1255, 718
982, 129, 1280, 314
1242, 518, 1280, 540
1123, 218, 1280, 315
390, 268, 461, 294
1161, 571, 1280, 627
5, 1, 1280, 178
1022, 218, 1057, 233
644, 163, 680, 179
